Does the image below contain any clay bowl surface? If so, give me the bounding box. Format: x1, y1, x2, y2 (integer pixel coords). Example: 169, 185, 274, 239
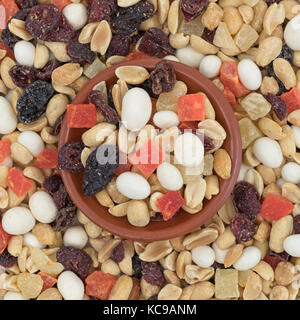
59, 58, 242, 242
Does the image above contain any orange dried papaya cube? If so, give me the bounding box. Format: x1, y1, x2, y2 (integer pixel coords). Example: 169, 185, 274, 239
259, 193, 294, 221
0, 221, 11, 254
85, 271, 117, 300
177, 93, 205, 122
67, 104, 97, 128
219, 61, 250, 98
38, 272, 57, 292
7, 167, 34, 197
281, 88, 300, 114
51, 0, 71, 11
129, 140, 165, 177
35, 149, 58, 169
223, 87, 237, 109
156, 191, 185, 221
1, 0, 18, 24
0, 139, 11, 162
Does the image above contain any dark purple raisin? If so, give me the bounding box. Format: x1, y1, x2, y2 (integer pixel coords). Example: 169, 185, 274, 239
202, 27, 216, 44
82, 145, 119, 196
51, 203, 76, 231
232, 181, 261, 219
58, 141, 85, 173
204, 135, 215, 152
180, 0, 208, 22
42, 174, 63, 195
88, 0, 118, 23
150, 60, 176, 95
132, 255, 142, 279
52, 113, 65, 136
52, 184, 71, 210
265, 93, 287, 121
141, 261, 165, 286
16, 0, 37, 9
138, 27, 176, 58
230, 214, 255, 242
17, 80, 54, 124
108, 85, 115, 109
44, 14, 75, 42
56, 246, 92, 280
150, 212, 164, 221
294, 215, 300, 234
35, 60, 61, 82
25, 4, 61, 40
278, 44, 293, 64
134, 78, 158, 99
0, 250, 17, 268
9, 65, 36, 89
148, 295, 158, 300
89, 90, 120, 125
67, 39, 96, 65
266, 0, 282, 5
131, 32, 144, 46
111, 242, 125, 263
105, 35, 131, 59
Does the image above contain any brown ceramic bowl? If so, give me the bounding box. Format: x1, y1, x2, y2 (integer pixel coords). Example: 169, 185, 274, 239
59, 58, 242, 242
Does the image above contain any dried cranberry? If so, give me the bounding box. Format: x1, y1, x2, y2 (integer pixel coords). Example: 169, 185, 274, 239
150, 60, 176, 95
111, 242, 125, 263
16, 0, 37, 9
132, 255, 142, 279
45, 14, 75, 42
56, 246, 92, 280
67, 39, 96, 64
230, 214, 255, 242
58, 141, 85, 173
35, 60, 61, 82
138, 27, 176, 58
105, 35, 131, 59
52, 113, 65, 136
265, 93, 287, 121
51, 203, 76, 231
88, 0, 118, 23
180, 0, 208, 22
232, 181, 261, 219
52, 184, 71, 210
204, 135, 215, 152
25, 4, 61, 40
9, 65, 36, 89
0, 250, 17, 268
278, 44, 293, 64
294, 215, 300, 234
42, 174, 63, 195
202, 27, 216, 44
111, 0, 154, 35
141, 261, 165, 286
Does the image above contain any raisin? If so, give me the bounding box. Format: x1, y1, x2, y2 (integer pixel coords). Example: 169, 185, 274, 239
25, 4, 61, 40
202, 27, 216, 44
204, 135, 215, 152
56, 246, 92, 280
88, 0, 118, 23
230, 214, 255, 242
141, 261, 165, 286
150, 60, 176, 95
267, 62, 287, 95
45, 14, 75, 42
111, 242, 125, 263
278, 44, 293, 64
82, 145, 119, 196
232, 181, 261, 220
132, 255, 142, 279
9, 65, 36, 89
88, 90, 120, 125
111, 0, 154, 35
17, 80, 54, 124
105, 35, 131, 59
265, 93, 287, 121
148, 295, 158, 300
150, 212, 164, 221
16, 0, 37, 9
135, 78, 158, 98
0, 250, 17, 268
58, 141, 85, 173
52, 113, 65, 136
52, 184, 71, 210
108, 85, 115, 109
180, 0, 208, 22
266, 0, 282, 5
67, 38, 96, 64
51, 203, 76, 231
138, 28, 176, 58
42, 174, 63, 195
294, 215, 300, 234
131, 32, 144, 46
35, 60, 61, 82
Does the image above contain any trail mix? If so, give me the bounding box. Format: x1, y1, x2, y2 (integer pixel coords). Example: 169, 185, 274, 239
0, 0, 299, 301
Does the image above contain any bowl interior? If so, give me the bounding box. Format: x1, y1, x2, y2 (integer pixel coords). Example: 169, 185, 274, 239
59, 58, 242, 242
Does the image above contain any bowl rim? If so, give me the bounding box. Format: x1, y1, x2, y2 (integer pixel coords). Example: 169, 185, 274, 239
59, 58, 242, 242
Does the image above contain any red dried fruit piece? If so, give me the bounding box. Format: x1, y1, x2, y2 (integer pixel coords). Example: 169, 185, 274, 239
202, 27, 216, 44
178, 93, 205, 122
88, 0, 117, 23
35, 149, 58, 169
7, 167, 34, 197
220, 61, 250, 98
57, 141, 85, 173
178, 121, 198, 132
38, 272, 57, 292
180, 0, 208, 22
223, 87, 237, 109
265, 93, 287, 121
127, 52, 150, 61
44, 13, 74, 42
230, 214, 255, 242
1, 0, 19, 24
67, 37, 96, 64
281, 88, 300, 114
129, 140, 166, 178
35, 59, 61, 82
0, 249, 17, 267
203, 135, 215, 153
67, 104, 97, 128
9, 65, 36, 89
0, 221, 11, 255
15, 0, 37, 9
105, 35, 131, 59
50, 0, 71, 10
141, 261, 165, 286
156, 191, 185, 221
0, 139, 11, 162
85, 271, 117, 300
0, 41, 13, 59
114, 152, 132, 176
150, 60, 176, 95
263, 255, 282, 270
259, 193, 294, 221
111, 242, 125, 263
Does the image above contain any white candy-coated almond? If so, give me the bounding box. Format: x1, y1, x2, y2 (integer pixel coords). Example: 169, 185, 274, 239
29, 191, 58, 223
57, 271, 84, 300
157, 162, 183, 191
2, 207, 35, 235
0, 96, 17, 134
